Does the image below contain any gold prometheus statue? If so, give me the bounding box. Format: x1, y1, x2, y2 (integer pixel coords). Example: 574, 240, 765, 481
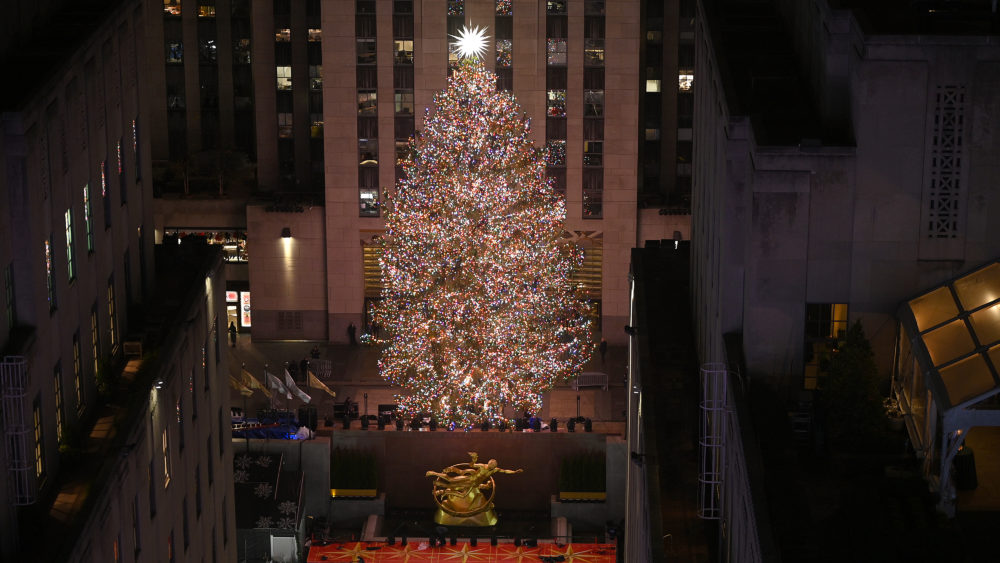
426, 452, 523, 526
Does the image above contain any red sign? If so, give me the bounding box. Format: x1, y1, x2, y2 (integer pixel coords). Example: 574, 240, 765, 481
226, 291, 238, 302
240, 291, 252, 328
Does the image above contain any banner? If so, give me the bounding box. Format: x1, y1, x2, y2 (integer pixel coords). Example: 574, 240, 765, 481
284, 369, 312, 403
229, 375, 253, 397
240, 369, 268, 394
308, 371, 337, 399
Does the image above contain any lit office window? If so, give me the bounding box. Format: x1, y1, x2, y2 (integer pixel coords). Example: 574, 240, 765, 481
546, 90, 566, 117
164, 0, 181, 16
395, 91, 413, 114
394, 40, 414, 65
34, 399, 44, 478
65, 209, 75, 281
584, 90, 604, 117
546, 39, 567, 66
276, 66, 292, 90
679, 73, 694, 92
358, 90, 377, 115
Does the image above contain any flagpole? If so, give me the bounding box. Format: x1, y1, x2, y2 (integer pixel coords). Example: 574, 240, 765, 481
265, 362, 273, 410
241, 362, 248, 419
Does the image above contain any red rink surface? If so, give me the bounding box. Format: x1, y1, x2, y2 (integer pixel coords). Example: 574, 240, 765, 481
307, 541, 616, 562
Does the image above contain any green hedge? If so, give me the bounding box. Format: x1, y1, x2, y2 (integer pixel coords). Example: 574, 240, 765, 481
330, 448, 377, 489
559, 452, 605, 492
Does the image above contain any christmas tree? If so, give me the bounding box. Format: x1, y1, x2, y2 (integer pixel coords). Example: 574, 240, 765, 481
375, 37, 594, 428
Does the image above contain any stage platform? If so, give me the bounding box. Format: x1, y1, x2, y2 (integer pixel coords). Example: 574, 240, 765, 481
307, 541, 616, 562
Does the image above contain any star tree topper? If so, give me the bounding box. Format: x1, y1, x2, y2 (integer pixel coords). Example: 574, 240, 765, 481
450, 24, 489, 60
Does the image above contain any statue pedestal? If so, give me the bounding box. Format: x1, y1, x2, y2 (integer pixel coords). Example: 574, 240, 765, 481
433, 506, 498, 527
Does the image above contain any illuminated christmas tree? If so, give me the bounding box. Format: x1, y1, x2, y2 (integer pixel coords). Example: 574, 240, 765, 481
375, 29, 594, 427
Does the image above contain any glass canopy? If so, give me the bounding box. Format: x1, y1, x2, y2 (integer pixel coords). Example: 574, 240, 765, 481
902, 260, 1000, 410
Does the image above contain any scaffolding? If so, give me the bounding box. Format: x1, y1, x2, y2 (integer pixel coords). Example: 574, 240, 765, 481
2, 356, 34, 505
698, 362, 727, 519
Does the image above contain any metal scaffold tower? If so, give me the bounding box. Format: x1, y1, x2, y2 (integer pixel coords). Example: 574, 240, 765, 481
2, 356, 34, 505
698, 362, 727, 519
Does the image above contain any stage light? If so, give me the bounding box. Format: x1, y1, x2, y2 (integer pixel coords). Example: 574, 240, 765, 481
281, 227, 292, 238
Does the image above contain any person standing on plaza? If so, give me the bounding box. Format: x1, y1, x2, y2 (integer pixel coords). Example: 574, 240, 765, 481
229, 321, 237, 347
599, 337, 607, 363
348, 322, 357, 346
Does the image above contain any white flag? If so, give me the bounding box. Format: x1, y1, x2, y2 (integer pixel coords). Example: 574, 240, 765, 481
284, 369, 312, 404
266, 372, 292, 400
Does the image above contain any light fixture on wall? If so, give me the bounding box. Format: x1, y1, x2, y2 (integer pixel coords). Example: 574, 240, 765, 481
281, 227, 292, 238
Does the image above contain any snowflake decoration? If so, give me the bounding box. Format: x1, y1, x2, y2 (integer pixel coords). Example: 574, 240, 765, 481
277, 516, 297, 529
278, 500, 298, 516
234, 469, 250, 483
235, 454, 253, 470
450, 24, 489, 60
254, 483, 274, 499
255, 516, 274, 529
255, 455, 273, 468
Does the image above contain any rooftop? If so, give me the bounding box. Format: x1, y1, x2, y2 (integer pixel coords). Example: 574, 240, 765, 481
703, 0, 835, 147
831, 0, 1000, 36
0, 0, 125, 111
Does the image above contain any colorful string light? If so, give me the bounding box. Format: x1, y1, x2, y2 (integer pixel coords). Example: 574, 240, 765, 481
375, 58, 595, 428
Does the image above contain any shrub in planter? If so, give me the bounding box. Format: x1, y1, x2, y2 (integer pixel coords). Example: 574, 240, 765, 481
558, 452, 606, 501
330, 448, 377, 497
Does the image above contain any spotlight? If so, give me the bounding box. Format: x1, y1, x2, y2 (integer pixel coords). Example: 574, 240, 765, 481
281, 227, 292, 238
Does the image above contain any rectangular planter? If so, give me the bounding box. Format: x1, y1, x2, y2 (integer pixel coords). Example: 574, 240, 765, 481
331, 488, 378, 498
558, 491, 606, 502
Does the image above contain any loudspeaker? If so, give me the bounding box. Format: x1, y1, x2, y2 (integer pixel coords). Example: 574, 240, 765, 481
567, 418, 576, 432
429, 418, 437, 431
550, 418, 558, 432
361, 416, 369, 430
395, 419, 404, 431
450, 536, 457, 546
470, 536, 477, 547
480, 421, 490, 431
525, 538, 537, 547
387, 536, 395, 545
490, 536, 498, 546
401, 536, 407, 546
378, 418, 386, 430
514, 536, 521, 547
584, 418, 593, 432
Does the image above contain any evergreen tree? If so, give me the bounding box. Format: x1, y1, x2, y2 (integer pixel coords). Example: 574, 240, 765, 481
374, 56, 594, 427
